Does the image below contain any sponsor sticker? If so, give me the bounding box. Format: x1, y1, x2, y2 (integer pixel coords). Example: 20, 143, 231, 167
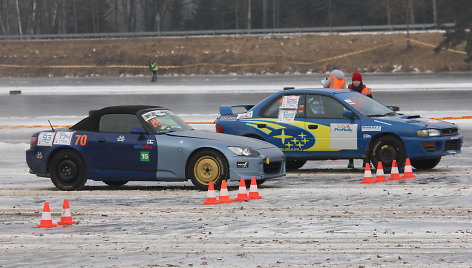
281, 95, 300, 109
330, 123, 358, 150
140, 151, 150, 162
237, 162, 249, 168
37, 132, 55, 146
219, 116, 237, 121
363, 134, 372, 139
142, 110, 173, 121
278, 109, 297, 122
117, 135, 126, 142
362, 126, 382, 132
146, 140, 154, 145
53, 131, 74, 145
237, 111, 253, 119
36, 152, 43, 159
374, 120, 392, 126
133, 145, 153, 150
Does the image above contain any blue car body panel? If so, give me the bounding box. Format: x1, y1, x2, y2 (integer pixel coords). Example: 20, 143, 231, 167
215, 89, 463, 162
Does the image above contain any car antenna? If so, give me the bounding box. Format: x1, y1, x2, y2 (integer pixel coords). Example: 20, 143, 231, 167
48, 120, 55, 132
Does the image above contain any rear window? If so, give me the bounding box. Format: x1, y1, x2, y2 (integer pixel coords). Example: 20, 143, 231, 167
99, 114, 141, 133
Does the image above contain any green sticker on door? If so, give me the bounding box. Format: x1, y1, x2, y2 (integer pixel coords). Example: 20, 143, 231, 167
140, 151, 150, 162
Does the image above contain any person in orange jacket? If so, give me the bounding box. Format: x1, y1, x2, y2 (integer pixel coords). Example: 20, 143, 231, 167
321, 67, 346, 89
348, 72, 372, 98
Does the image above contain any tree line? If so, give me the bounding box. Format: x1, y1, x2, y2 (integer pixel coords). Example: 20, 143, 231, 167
0, 0, 470, 61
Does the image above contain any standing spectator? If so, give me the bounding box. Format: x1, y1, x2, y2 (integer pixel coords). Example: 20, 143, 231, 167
321, 67, 346, 89
348, 72, 372, 98
149, 61, 158, 82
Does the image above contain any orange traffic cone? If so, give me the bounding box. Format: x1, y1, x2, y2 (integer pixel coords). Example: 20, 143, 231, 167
248, 177, 263, 199
218, 180, 233, 203
402, 158, 416, 179
373, 162, 388, 183
58, 199, 77, 225
233, 178, 249, 202
202, 181, 220, 205
35, 202, 58, 228
360, 162, 375, 184
388, 160, 402, 180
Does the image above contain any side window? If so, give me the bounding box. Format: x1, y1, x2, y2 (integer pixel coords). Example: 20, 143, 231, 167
261, 95, 305, 118
99, 114, 142, 133
306, 95, 346, 119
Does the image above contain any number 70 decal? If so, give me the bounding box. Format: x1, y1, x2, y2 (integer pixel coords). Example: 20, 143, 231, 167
75, 135, 88, 146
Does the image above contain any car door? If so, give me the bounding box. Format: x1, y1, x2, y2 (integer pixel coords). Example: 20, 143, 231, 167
85, 113, 157, 176
304, 94, 361, 156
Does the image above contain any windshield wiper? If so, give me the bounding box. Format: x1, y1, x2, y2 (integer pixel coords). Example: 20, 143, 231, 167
367, 114, 386, 117
384, 112, 396, 116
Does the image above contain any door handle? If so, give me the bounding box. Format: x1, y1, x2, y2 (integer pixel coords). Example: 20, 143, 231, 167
308, 125, 318, 129
96, 138, 106, 142
257, 124, 266, 128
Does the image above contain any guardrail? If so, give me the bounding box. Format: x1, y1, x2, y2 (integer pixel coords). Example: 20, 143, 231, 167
0, 23, 454, 41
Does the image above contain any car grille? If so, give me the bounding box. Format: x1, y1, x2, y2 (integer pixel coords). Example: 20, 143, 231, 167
441, 128, 458, 136
264, 161, 282, 174
445, 139, 460, 151
422, 144, 436, 152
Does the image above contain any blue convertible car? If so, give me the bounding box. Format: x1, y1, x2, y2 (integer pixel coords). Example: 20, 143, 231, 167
215, 88, 463, 172
26, 105, 285, 191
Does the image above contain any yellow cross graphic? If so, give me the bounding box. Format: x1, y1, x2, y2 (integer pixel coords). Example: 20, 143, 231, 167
298, 132, 307, 139
296, 142, 304, 148
292, 138, 299, 143
273, 129, 292, 144
286, 142, 293, 148
300, 137, 308, 144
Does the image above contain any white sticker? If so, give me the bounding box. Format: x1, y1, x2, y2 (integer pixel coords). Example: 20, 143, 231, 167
37, 132, 55, 146
363, 134, 372, 139
330, 123, 358, 149
362, 126, 382, 132
237, 111, 253, 119
344, 99, 355, 105
53, 131, 74, 145
142, 110, 173, 121
280, 95, 300, 109
278, 109, 297, 122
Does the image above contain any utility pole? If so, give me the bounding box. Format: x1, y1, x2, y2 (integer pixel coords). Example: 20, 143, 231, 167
432, 0, 437, 25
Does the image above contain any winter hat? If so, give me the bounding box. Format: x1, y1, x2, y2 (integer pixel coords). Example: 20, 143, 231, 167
352, 72, 362, 82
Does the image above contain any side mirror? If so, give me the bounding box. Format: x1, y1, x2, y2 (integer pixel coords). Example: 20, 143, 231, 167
130, 127, 146, 135
342, 110, 355, 118
387, 106, 400, 112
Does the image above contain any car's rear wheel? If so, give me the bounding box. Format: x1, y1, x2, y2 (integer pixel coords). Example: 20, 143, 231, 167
188, 149, 229, 191
369, 135, 406, 173
103, 180, 129, 187
411, 157, 441, 170
49, 150, 87, 191
286, 159, 307, 170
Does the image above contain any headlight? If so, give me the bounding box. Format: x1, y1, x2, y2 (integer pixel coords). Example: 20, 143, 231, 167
416, 129, 441, 137
228, 146, 260, 156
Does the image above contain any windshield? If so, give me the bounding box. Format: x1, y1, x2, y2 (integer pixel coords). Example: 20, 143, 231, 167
339, 93, 395, 117
141, 110, 192, 134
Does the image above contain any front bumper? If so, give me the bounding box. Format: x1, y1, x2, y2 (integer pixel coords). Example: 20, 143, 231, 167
227, 148, 286, 181
403, 135, 463, 159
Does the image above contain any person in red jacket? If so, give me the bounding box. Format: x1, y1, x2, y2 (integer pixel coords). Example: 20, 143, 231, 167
347, 72, 372, 98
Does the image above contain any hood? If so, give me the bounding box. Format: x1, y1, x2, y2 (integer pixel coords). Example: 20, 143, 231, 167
370, 114, 458, 130
166, 130, 276, 149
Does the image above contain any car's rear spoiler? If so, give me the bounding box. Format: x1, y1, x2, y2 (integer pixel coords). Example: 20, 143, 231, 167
219, 104, 255, 115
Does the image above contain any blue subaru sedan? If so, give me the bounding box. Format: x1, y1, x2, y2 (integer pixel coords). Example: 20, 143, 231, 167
215, 88, 462, 172
26, 105, 285, 191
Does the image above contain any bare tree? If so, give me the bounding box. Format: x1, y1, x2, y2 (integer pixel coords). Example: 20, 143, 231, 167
15, 0, 22, 35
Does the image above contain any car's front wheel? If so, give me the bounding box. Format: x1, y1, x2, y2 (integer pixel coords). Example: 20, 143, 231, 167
369, 135, 406, 173
286, 159, 307, 170
411, 157, 441, 170
49, 150, 87, 191
188, 149, 229, 190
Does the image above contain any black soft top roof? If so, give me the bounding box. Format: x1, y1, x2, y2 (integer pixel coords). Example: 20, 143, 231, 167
70, 105, 165, 131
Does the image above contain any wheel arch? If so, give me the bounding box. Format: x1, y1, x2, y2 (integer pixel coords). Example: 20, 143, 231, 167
46, 147, 85, 174
367, 132, 406, 159
244, 134, 265, 141
185, 147, 229, 179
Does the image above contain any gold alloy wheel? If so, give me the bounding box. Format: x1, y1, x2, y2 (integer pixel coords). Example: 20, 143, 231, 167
193, 156, 221, 184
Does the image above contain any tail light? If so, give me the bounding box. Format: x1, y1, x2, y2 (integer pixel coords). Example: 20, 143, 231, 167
30, 136, 38, 148
215, 124, 224, 133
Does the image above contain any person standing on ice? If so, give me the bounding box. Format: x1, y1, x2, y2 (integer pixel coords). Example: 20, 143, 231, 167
348, 72, 373, 98
321, 67, 346, 89
149, 61, 158, 82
